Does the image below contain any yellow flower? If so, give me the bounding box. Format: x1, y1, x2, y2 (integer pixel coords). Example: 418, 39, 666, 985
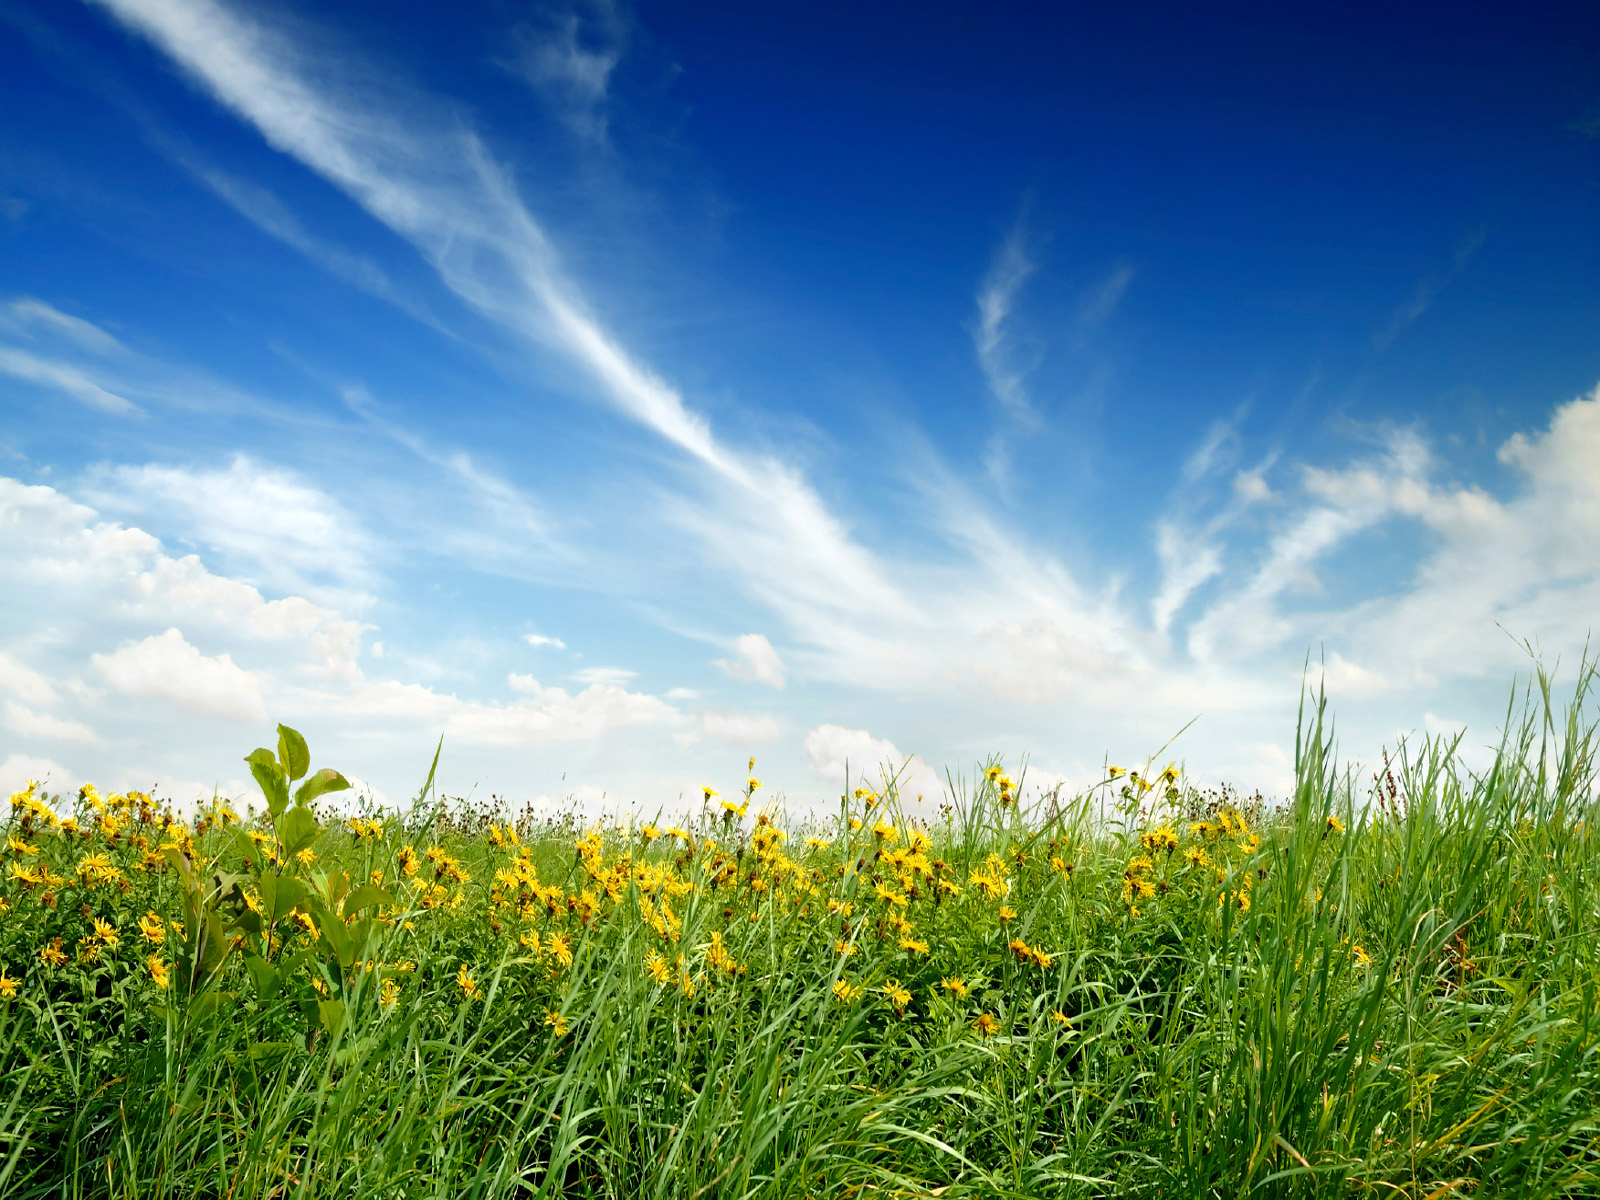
898, 937, 930, 956
973, 1012, 1000, 1037
835, 939, 857, 957
381, 977, 401, 1007
882, 978, 912, 1014
292, 910, 319, 940
1326, 815, 1345, 835
872, 881, 906, 908
147, 955, 170, 990
720, 799, 749, 818
1351, 942, 1372, 968
1107, 765, 1126, 779
92, 916, 119, 947
643, 949, 673, 985
848, 818, 863, 831
549, 933, 573, 968
296, 848, 317, 867
544, 1007, 570, 1036
832, 978, 862, 1003
457, 964, 478, 999
997, 905, 1017, 922
940, 976, 969, 999
138, 911, 165, 945
702, 786, 718, 802
39, 939, 67, 968
639, 823, 660, 841
0, 971, 18, 1000
6, 836, 36, 856
1050, 1009, 1072, 1027
805, 836, 830, 851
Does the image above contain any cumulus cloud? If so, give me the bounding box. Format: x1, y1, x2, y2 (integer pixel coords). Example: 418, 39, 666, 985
93, 628, 269, 721
714, 633, 786, 688
0, 651, 60, 706
570, 666, 636, 687
4, 701, 99, 744
525, 633, 567, 649
802, 723, 945, 804
700, 710, 781, 742
0, 753, 78, 798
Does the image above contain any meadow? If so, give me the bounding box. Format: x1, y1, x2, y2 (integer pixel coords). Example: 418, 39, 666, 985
1, 667, 1597, 1199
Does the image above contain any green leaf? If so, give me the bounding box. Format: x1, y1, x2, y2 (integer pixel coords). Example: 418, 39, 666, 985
232, 827, 263, 873
276, 725, 311, 782
322, 870, 350, 914
317, 998, 347, 1038
320, 912, 355, 969
243, 955, 281, 1002
415, 735, 443, 805
342, 885, 396, 918
278, 806, 320, 858
294, 767, 350, 807
247, 748, 290, 817
259, 873, 309, 924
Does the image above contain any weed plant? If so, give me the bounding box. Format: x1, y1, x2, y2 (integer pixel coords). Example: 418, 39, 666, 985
1, 665, 1597, 1198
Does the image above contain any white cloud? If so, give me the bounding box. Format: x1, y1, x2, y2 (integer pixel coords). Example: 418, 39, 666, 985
93, 628, 268, 721
3, 297, 127, 355
713, 633, 786, 688
0, 347, 139, 414
802, 723, 945, 804
570, 666, 635, 687
973, 222, 1037, 426
0, 651, 59, 705
525, 633, 567, 649
512, 5, 624, 142
452, 674, 675, 744
85, 455, 374, 602
4, 701, 99, 744
0, 753, 78, 798
701, 710, 780, 742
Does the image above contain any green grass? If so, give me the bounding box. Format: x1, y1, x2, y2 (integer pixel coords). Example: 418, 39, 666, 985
1, 663, 1598, 1198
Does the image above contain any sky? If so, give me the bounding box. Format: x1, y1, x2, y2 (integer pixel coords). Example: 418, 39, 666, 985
1, 0, 1597, 817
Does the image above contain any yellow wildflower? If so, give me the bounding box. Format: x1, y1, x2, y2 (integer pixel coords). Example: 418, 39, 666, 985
147, 955, 170, 990
973, 1012, 1000, 1037
92, 917, 119, 947
137, 911, 165, 945
898, 937, 930, 956
882, 978, 912, 1014
0, 971, 17, 1000
832, 978, 862, 1003
39, 939, 67, 967
457, 964, 478, 999
544, 1007, 570, 1036
941, 976, 969, 1000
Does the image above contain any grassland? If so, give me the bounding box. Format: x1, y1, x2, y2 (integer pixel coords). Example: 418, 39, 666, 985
1, 667, 1598, 1198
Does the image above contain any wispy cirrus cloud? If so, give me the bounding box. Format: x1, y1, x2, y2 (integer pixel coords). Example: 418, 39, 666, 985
509, 1, 626, 143
1374, 229, 1486, 350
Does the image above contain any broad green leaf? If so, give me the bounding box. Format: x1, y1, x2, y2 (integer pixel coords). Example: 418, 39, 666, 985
259, 873, 308, 924
342, 885, 396, 918
247, 748, 290, 817
243, 955, 281, 1002
278, 806, 320, 857
294, 767, 350, 807
276, 724, 310, 781
317, 998, 347, 1038
322, 870, 350, 914
320, 912, 355, 969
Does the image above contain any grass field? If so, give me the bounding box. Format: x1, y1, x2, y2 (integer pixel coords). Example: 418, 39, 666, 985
1, 666, 1598, 1198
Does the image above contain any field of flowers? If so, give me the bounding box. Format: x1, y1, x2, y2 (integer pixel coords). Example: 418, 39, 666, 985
1, 671, 1598, 1198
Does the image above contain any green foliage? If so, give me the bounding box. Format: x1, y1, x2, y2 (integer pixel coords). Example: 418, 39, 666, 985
1, 683, 1598, 1198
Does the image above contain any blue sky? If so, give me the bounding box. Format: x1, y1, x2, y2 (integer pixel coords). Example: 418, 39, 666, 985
2, 0, 1597, 815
